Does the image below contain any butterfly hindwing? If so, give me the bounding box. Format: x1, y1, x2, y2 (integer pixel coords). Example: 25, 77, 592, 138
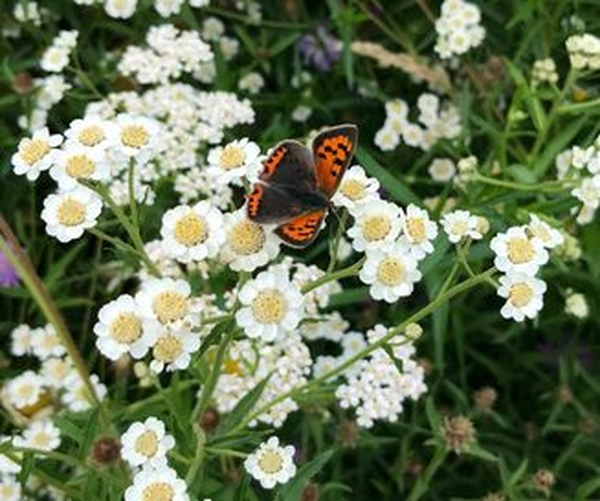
260, 140, 317, 190
275, 209, 327, 248
246, 183, 312, 225
312, 124, 358, 198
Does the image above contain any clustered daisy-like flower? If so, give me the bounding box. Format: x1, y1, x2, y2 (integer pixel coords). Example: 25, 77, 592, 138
375, 94, 461, 152
434, 0, 486, 59
40, 30, 78, 73
244, 436, 297, 489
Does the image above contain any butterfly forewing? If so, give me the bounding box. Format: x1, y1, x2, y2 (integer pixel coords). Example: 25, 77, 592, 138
247, 184, 313, 225
312, 124, 358, 198
260, 140, 317, 189
275, 209, 327, 248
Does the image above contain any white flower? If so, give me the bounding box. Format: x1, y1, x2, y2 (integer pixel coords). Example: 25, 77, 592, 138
120, 417, 175, 468
10, 324, 32, 357
30, 324, 65, 361
206, 138, 262, 185
220, 209, 280, 272
125, 465, 189, 501
490, 226, 549, 276
374, 126, 400, 151
11, 127, 62, 181
2, 371, 47, 412
62, 372, 107, 412
160, 202, 226, 263
564, 290, 589, 319
154, 0, 185, 17
572, 175, 600, 209
497, 273, 547, 322
104, 0, 138, 19
135, 278, 193, 325
113, 114, 161, 164
14, 420, 61, 451
40, 46, 70, 73
291, 105, 312, 122
399, 204, 438, 260
50, 144, 110, 190
202, 17, 224, 41
428, 158, 456, 182
64, 116, 116, 150
441, 209, 483, 244
359, 242, 422, 303
238, 72, 265, 94
347, 200, 402, 252
244, 436, 296, 489
332, 165, 380, 212
94, 294, 160, 361
236, 267, 305, 342
526, 214, 564, 249
0, 476, 21, 501
41, 187, 103, 243
41, 357, 73, 389
149, 324, 200, 373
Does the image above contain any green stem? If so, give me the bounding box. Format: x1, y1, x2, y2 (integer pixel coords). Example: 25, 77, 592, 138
186, 322, 236, 486
473, 174, 573, 193
0, 216, 99, 406
301, 256, 366, 294
231, 267, 497, 432
406, 447, 448, 501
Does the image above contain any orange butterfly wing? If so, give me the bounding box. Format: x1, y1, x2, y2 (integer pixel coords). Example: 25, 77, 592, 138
312, 124, 358, 198
275, 209, 327, 248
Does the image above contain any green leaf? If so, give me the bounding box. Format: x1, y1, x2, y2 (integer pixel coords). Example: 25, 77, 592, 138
575, 476, 600, 501
355, 147, 421, 205
44, 242, 85, 291
279, 450, 334, 501
54, 414, 84, 444
508, 458, 529, 487
465, 443, 498, 462
198, 319, 232, 357
18, 452, 35, 488
425, 395, 441, 432
217, 377, 270, 434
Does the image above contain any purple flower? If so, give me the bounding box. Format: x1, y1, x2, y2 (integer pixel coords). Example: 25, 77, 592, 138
0, 248, 19, 287
298, 25, 342, 72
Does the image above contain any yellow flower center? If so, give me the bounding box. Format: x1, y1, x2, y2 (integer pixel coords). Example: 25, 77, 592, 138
251, 289, 286, 324
135, 430, 159, 457
57, 198, 86, 226
31, 431, 50, 449
174, 213, 207, 247
121, 125, 149, 148
377, 257, 406, 286
142, 482, 174, 501
507, 237, 535, 264
78, 125, 105, 147
110, 313, 142, 344
66, 154, 96, 179
451, 220, 469, 237
230, 220, 265, 255
406, 216, 427, 243
21, 139, 50, 166
530, 223, 550, 243
224, 358, 243, 375
219, 144, 245, 170
362, 215, 391, 242
153, 335, 183, 363
340, 179, 367, 200
509, 283, 534, 307
16, 383, 37, 402
0, 485, 17, 498
258, 450, 284, 474
153, 292, 188, 324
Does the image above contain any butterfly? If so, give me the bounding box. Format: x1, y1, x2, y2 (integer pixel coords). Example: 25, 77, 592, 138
246, 124, 358, 248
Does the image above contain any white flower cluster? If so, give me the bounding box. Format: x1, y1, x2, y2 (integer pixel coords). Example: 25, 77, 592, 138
212, 334, 312, 427
491, 216, 563, 322
332, 165, 436, 303
3, 323, 107, 425
74, 0, 210, 20
375, 94, 461, 152
556, 137, 600, 224
40, 30, 78, 73
532, 58, 559, 86
120, 417, 190, 501
86, 84, 254, 206
94, 277, 207, 373
19, 76, 73, 132
335, 325, 426, 428
118, 24, 213, 85
238, 72, 265, 94
566, 33, 600, 71
13, 1, 42, 25
434, 0, 486, 59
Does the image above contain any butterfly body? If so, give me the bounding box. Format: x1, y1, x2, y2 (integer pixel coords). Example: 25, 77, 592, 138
246, 124, 358, 247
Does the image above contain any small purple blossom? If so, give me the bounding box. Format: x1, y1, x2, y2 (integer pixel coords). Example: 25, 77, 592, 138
298, 25, 342, 72
0, 247, 19, 287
